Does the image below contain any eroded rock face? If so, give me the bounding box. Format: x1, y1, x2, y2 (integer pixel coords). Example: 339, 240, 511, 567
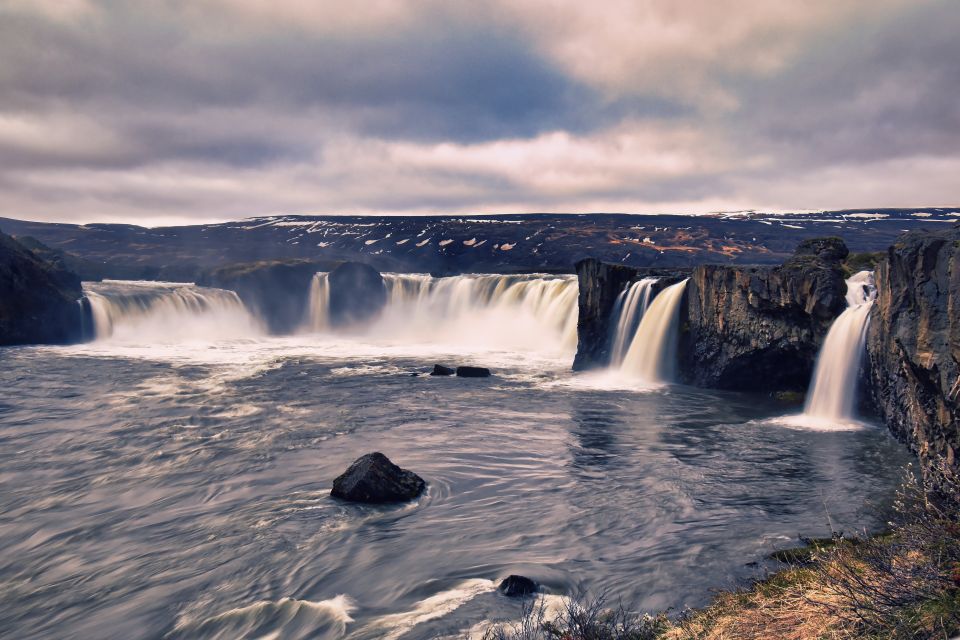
678, 241, 848, 391
0, 231, 87, 346
867, 227, 960, 483
198, 260, 322, 334
327, 262, 386, 327
331, 452, 426, 504
572, 258, 687, 370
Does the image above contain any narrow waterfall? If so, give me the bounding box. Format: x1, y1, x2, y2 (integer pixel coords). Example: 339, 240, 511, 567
803, 271, 877, 421
375, 273, 579, 352
303, 273, 330, 332
619, 279, 689, 382
609, 278, 658, 366
83, 280, 263, 342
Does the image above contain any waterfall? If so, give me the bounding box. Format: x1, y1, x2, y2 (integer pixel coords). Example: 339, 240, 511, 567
303, 273, 330, 332
373, 273, 579, 352
803, 271, 877, 421
619, 279, 689, 382
83, 280, 263, 342
608, 278, 658, 366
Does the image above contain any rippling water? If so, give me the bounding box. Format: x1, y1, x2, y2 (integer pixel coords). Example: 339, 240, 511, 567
0, 334, 910, 639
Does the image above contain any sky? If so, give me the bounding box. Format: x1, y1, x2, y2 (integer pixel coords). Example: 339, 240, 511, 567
0, 0, 958, 226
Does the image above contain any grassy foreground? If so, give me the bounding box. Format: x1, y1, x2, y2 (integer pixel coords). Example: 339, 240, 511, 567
481, 466, 960, 640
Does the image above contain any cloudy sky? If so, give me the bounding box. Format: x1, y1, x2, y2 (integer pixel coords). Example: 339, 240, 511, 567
0, 1, 957, 225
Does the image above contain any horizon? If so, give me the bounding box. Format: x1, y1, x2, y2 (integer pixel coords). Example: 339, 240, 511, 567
1, 1, 958, 226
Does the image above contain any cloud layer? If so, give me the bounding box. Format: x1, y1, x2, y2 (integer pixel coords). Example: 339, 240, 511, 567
0, 0, 957, 224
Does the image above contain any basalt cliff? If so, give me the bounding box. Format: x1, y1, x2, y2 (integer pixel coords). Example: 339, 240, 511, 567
867, 227, 960, 482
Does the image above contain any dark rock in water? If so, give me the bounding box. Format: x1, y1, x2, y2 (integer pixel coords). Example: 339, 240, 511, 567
772, 390, 806, 406
331, 452, 426, 504
572, 258, 689, 370
431, 364, 455, 376
328, 262, 386, 327
677, 238, 848, 392
0, 230, 87, 346
197, 260, 324, 334
498, 575, 539, 597
867, 226, 960, 486
456, 366, 491, 378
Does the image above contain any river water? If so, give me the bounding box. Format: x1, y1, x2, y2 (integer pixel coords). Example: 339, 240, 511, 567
0, 278, 910, 639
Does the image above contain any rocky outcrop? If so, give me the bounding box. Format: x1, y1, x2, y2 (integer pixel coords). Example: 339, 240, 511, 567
0, 230, 88, 346
327, 261, 386, 327
498, 575, 539, 597
572, 258, 686, 370
330, 452, 426, 504
677, 238, 849, 391
456, 366, 491, 378
866, 227, 960, 482
431, 364, 455, 376
198, 260, 322, 334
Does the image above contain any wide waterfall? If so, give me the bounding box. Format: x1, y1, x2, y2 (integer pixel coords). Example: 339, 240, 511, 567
619, 279, 689, 382
83, 280, 263, 342
305, 272, 578, 353
803, 270, 877, 422
609, 278, 658, 366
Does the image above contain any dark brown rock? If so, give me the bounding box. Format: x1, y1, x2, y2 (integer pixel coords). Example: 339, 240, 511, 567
498, 575, 539, 597
331, 452, 426, 504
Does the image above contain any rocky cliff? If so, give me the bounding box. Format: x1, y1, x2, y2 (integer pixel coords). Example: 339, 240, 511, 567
197, 260, 327, 334
867, 226, 960, 482
678, 238, 849, 391
0, 230, 88, 346
327, 261, 387, 327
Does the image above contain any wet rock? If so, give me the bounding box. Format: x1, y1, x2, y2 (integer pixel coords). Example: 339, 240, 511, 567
431, 364, 455, 376
331, 452, 426, 504
456, 366, 491, 378
0, 230, 87, 346
498, 575, 539, 597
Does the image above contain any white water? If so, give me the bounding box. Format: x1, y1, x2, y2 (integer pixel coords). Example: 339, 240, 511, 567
304, 272, 578, 355
803, 270, 877, 422
608, 278, 658, 366
619, 279, 689, 382
83, 280, 264, 342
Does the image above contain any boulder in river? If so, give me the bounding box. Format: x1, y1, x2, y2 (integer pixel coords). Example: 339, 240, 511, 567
330, 452, 426, 504
456, 366, 491, 378
431, 364, 455, 376
498, 575, 539, 597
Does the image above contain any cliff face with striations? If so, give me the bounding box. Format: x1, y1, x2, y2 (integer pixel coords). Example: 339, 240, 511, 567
0, 230, 88, 346
678, 238, 849, 391
867, 227, 960, 482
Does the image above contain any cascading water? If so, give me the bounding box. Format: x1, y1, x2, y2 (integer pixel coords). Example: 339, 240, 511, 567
303, 273, 330, 332
608, 278, 658, 366
83, 280, 263, 342
619, 279, 689, 382
302, 273, 578, 353
803, 271, 877, 422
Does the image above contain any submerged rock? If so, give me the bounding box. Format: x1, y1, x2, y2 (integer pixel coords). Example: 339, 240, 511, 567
498, 575, 539, 597
456, 366, 491, 378
431, 364, 455, 376
331, 452, 426, 504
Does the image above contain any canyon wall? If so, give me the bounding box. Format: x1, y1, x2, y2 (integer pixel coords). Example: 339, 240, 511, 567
867, 227, 960, 481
